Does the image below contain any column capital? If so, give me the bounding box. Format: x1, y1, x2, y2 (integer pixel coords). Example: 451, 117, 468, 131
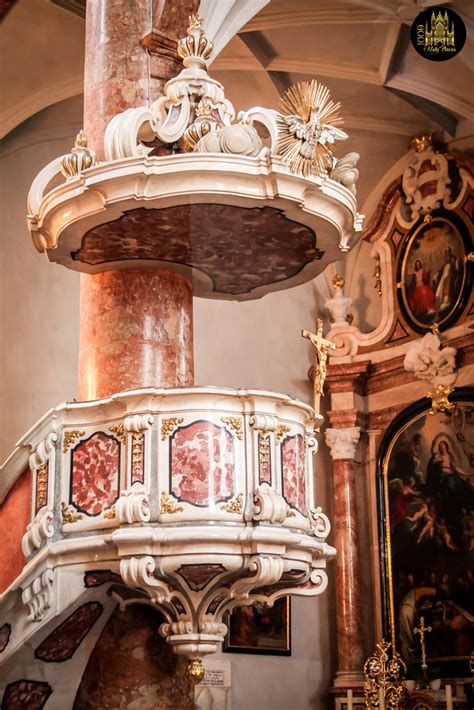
325, 427, 361, 460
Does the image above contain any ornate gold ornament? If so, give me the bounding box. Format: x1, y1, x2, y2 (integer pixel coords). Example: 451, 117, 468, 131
410, 133, 433, 153
275, 424, 290, 444
186, 657, 205, 684
302, 319, 336, 413
177, 15, 213, 67
109, 422, 126, 445
221, 416, 243, 440
103, 506, 116, 520
286, 509, 296, 518
364, 639, 406, 709
373, 255, 382, 297
220, 493, 243, 514
36, 463, 48, 510
332, 273, 345, 290
160, 491, 183, 514
465, 251, 474, 263
427, 384, 455, 414
276, 80, 348, 177
414, 616, 431, 672
131, 432, 144, 480
63, 430, 85, 453
258, 432, 270, 469
60, 130, 96, 178
161, 417, 184, 441
61, 502, 83, 524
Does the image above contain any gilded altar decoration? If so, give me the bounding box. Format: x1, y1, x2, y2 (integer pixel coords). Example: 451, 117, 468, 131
161, 417, 184, 441
108, 422, 126, 445
221, 416, 243, 440
63, 430, 85, 453
185, 658, 205, 685
378, 393, 474, 677
276, 80, 348, 176
302, 319, 336, 413
102, 505, 116, 520
35, 463, 48, 512
131, 432, 144, 484
427, 383, 455, 414
220, 493, 243, 514
61, 502, 83, 524
160, 491, 183, 514
258, 432, 271, 483
275, 424, 290, 445
364, 639, 406, 709
60, 130, 96, 178
373, 254, 382, 297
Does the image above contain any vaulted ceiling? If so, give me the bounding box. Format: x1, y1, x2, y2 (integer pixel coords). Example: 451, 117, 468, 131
1, 0, 472, 207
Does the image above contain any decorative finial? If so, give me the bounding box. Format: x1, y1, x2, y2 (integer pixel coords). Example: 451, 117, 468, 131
177, 15, 213, 68
60, 130, 96, 178
364, 639, 406, 709
410, 133, 433, 153
186, 658, 205, 684
276, 80, 348, 177
332, 274, 344, 290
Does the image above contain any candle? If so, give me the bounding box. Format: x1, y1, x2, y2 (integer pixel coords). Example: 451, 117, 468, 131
347, 689, 353, 710
378, 687, 385, 710
445, 684, 453, 710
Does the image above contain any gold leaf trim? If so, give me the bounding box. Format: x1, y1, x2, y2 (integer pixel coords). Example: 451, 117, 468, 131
161, 417, 184, 441
221, 417, 243, 440
161, 491, 183, 514
109, 422, 126, 445
61, 502, 83, 524
103, 505, 116, 519
220, 493, 243, 514
275, 425, 290, 445
63, 430, 85, 453
36, 463, 48, 510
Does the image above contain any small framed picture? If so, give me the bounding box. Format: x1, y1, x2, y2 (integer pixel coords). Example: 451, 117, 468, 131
223, 597, 291, 655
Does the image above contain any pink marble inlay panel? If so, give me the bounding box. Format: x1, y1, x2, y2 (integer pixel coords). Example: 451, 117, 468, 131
171, 422, 234, 506
281, 434, 306, 513
71, 433, 120, 516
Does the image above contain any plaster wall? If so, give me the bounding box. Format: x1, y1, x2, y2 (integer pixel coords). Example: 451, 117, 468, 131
0, 97, 339, 709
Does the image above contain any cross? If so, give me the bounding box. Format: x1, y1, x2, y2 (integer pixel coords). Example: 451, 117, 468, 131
414, 615, 432, 671
302, 319, 336, 414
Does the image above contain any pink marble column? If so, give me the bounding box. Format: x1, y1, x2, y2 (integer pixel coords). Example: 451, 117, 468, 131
78, 269, 193, 401
325, 425, 364, 684
80, 0, 199, 400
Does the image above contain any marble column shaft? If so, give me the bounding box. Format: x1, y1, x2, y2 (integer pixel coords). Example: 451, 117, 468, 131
78, 268, 194, 401
80, 0, 199, 399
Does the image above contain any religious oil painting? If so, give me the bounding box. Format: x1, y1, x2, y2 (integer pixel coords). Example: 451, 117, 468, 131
398, 215, 470, 333
223, 597, 291, 655
380, 394, 474, 676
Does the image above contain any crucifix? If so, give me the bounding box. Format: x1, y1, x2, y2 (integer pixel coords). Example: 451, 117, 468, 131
414, 615, 432, 672
302, 319, 336, 415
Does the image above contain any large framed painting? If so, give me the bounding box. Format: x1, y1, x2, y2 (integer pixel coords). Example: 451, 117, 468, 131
397, 211, 472, 334
378, 388, 474, 677
223, 597, 291, 655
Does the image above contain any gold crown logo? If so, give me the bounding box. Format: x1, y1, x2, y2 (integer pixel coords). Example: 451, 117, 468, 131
177, 15, 213, 67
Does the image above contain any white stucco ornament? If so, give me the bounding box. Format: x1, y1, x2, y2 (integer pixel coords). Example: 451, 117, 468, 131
403, 332, 457, 387
325, 427, 361, 460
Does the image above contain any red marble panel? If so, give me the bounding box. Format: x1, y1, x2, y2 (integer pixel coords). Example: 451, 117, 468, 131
71, 433, 120, 516
73, 604, 193, 709
73, 205, 321, 297
176, 564, 226, 592
35, 602, 103, 662
281, 434, 306, 514
78, 268, 194, 400
170, 421, 235, 506
0, 467, 31, 593
84, 570, 123, 588
2, 681, 52, 710
0, 623, 11, 652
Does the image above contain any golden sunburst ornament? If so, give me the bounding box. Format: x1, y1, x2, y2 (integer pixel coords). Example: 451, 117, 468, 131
276, 80, 348, 177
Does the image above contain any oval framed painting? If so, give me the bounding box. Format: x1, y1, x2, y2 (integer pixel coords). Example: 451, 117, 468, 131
397, 212, 472, 333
